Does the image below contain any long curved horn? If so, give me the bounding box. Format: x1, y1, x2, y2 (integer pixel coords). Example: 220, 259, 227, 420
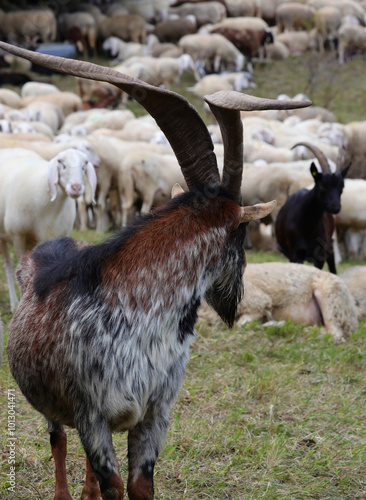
205, 91, 312, 202
0, 41, 220, 191
292, 141, 331, 174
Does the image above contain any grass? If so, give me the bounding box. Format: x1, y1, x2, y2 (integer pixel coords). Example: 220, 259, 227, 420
1, 232, 365, 499
1, 52, 366, 498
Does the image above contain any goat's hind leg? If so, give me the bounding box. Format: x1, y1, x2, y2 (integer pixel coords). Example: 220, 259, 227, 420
127, 412, 170, 500
48, 420, 72, 500
75, 411, 124, 500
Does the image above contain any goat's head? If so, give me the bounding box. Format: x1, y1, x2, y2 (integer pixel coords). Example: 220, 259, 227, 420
0, 41, 311, 326
48, 149, 97, 202
293, 142, 351, 214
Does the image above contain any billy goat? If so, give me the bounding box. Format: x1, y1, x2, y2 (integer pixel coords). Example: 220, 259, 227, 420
275, 143, 350, 273
0, 41, 310, 500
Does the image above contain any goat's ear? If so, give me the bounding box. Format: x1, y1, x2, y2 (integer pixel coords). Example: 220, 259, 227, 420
233, 200, 277, 229
310, 162, 321, 181
48, 157, 59, 202
341, 162, 351, 179
85, 161, 97, 204
171, 183, 185, 198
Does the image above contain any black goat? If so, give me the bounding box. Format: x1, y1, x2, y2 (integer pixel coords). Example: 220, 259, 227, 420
0, 40, 311, 500
275, 143, 350, 274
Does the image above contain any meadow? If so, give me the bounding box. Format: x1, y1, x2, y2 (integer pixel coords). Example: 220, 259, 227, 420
1, 51, 366, 499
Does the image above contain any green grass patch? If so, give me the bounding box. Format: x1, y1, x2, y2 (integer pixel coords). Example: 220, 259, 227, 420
1, 53, 366, 498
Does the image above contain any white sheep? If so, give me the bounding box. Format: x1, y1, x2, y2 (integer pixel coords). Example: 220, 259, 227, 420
338, 24, 366, 64
187, 71, 255, 98
276, 31, 318, 54
169, 1, 227, 27
178, 32, 244, 76
121, 54, 196, 88
20, 92, 82, 117
199, 262, 359, 342
0, 148, 97, 312
68, 109, 135, 136
118, 150, 187, 225
102, 36, 147, 62
314, 6, 342, 52
20, 81, 61, 98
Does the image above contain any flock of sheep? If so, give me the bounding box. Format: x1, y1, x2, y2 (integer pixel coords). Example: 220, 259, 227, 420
0, 0, 366, 343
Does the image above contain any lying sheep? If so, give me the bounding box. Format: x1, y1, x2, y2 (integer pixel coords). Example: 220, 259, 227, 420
340, 266, 366, 321
276, 31, 318, 54
0, 148, 97, 312
20, 92, 83, 117
199, 262, 359, 342
21, 81, 61, 98
188, 71, 255, 98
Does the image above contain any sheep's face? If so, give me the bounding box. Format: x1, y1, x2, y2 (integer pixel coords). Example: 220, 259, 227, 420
48, 149, 97, 202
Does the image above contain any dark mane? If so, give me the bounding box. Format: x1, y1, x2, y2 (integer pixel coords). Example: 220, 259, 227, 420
33, 189, 215, 300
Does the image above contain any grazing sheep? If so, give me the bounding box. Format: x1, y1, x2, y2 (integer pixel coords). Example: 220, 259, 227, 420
199, 262, 359, 342
338, 24, 366, 64
0, 148, 97, 312
98, 14, 147, 44
154, 15, 197, 43
179, 32, 244, 75
0, 40, 310, 500
340, 266, 366, 321
0, 8, 57, 44
210, 25, 274, 71
58, 12, 97, 57
169, 1, 227, 26
314, 6, 342, 51
122, 54, 196, 88
102, 36, 147, 62
276, 3, 316, 33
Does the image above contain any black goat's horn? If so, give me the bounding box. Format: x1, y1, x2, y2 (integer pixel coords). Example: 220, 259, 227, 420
205, 91, 312, 202
292, 142, 331, 174
0, 41, 220, 191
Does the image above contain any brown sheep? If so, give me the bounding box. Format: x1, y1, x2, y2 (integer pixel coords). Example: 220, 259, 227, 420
211, 26, 274, 71
154, 16, 197, 43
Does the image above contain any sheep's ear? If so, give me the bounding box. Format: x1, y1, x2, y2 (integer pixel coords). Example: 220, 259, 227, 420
310, 162, 321, 181
171, 183, 185, 198
48, 157, 59, 202
85, 161, 97, 204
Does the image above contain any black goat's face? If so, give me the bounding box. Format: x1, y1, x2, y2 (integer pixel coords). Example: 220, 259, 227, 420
311, 162, 350, 214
